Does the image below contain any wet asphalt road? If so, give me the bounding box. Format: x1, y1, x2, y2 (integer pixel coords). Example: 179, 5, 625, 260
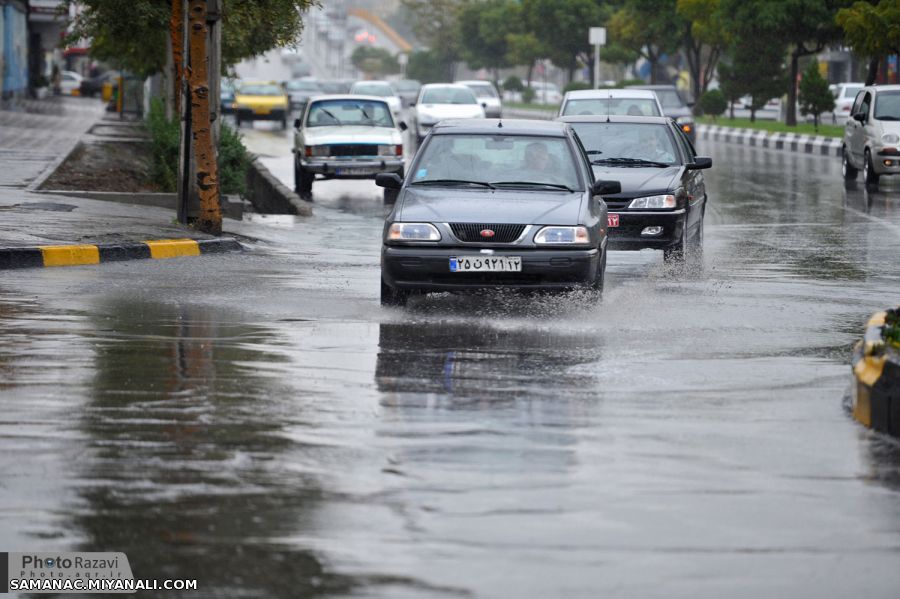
2, 121, 900, 598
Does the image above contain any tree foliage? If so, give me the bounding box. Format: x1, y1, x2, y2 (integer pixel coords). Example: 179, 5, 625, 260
699, 88, 727, 119
401, 0, 468, 80
406, 50, 453, 84
521, 0, 602, 80
837, 0, 900, 84
677, 0, 729, 105
457, 0, 516, 76
350, 46, 400, 77
798, 61, 835, 131
63, 0, 316, 76
607, 0, 681, 84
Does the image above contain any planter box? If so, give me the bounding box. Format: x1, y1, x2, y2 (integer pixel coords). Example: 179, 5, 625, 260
851, 310, 900, 437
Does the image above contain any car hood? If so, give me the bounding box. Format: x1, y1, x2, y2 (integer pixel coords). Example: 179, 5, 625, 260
304, 125, 401, 145
877, 120, 900, 136
590, 165, 682, 199
399, 188, 583, 224
416, 104, 485, 121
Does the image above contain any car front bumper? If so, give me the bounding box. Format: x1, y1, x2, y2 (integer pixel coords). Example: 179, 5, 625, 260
873, 147, 900, 175
236, 107, 286, 121
301, 158, 404, 179
607, 209, 686, 251
382, 246, 601, 291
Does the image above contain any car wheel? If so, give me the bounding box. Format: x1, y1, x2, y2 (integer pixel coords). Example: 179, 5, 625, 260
294, 160, 313, 199
380, 277, 410, 307
663, 226, 686, 264
864, 149, 880, 187
687, 216, 704, 264
591, 248, 607, 294
842, 146, 858, 180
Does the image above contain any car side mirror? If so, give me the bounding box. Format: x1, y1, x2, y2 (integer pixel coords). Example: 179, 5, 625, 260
398, 121, 408, 131
376, 173, 403, 189
688, 156, 712, 170
293, 118, 301, 129
481, 102, 488, 109
592, 179, 621, 196
853, 113, 865, 123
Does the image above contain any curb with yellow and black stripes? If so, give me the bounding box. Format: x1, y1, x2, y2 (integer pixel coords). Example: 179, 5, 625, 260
851, 309, 900, 438
0, 238, 242, 270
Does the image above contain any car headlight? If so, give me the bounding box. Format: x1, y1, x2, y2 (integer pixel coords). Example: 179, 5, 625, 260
387, 223, 441, 242
305, 145, 329, 157
882, 133, 900, 144
629, 194, 677, 209
378, 144, 402, 156
534, 226, 590, 245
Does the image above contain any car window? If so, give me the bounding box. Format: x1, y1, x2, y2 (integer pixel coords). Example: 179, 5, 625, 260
850, 90, 865, 115
859, 92, 872, 119
306, 99, 394, 127
843, 85, 863, 99
562, 98, 661, 117
653, 89, 686, 109
391, 80, 421, 93
873, 91, 900, 121
239, 85, 283, 96
412, 135, 582, 190
286, 81, 320, 91
672, 124, 696, 162
421, 87, 478, 105
570, 122, 680, 165
464, 84, 499, 98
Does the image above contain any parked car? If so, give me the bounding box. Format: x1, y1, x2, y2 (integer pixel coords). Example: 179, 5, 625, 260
626, 84, 695, 142
456, 80, 502, 118
830, 82, 865, 123
220, 79, 236, 114
558, 88, 663, 117
409, 84, 485, 145
559, 115, 711, 264
292, 95, 405, 201
59, 71, 83, 96
79, 70, 120, 98
349, 80, 402, 117
319, 80, 354, 94
842, 84, 900, 187
390, 79, 422, 108
285, 79, 322, 111
376, 118, 621, 306
233, 81, 289, 129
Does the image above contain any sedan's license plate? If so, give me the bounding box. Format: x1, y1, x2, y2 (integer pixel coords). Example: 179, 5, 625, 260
608, 214, 620, 227
335, 167, 378, 175
450, 256, 522, 272
254, 108, 271, 115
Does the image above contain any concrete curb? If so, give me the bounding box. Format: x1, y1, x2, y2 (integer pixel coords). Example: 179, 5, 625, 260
0, 238, 243, 270
246, 158, 313, 217
851, 309, 900, 437
697, 125, 842, 157
33, 189, 245, 220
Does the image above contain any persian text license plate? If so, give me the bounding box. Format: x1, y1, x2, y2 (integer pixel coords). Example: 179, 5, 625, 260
608, 214, 620, 227
450, 256, 522, 273
335, 167, 379, 175
254, 108, 271, 115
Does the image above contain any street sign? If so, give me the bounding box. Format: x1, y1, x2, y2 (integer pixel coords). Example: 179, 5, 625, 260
589, 27, 606, 46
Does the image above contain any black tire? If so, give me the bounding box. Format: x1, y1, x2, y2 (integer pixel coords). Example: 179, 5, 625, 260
591, 248, 607, 294
687, 216, 704, 264
864, 149, 880, 187
663, 228, 685, 263
380, 277, 410, 307
294, 160, 313, 198
842, 146, 858, 180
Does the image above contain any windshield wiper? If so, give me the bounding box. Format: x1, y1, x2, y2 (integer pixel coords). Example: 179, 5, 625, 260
585, 150, 603, 155
410, 179, 496, 189
318, 109, 341, 125
491, 181, 574, 192
592, 157, 670, 168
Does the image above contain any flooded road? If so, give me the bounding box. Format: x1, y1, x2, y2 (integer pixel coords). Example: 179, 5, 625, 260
2, 126, 900, 597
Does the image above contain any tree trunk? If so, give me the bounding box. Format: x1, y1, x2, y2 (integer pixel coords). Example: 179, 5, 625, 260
786, 51, 799, 126
526, 62, 534, 88
865, 57, 879, 86
188, 0, 221, 235
729, 100, 734, 120
170, 0, 184, 118
750, 107, 756, 123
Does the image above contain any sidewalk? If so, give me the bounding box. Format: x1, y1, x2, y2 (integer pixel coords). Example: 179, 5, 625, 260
0, 97, 238, 253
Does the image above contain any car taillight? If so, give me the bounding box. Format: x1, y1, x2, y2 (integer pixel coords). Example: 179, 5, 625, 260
395, 144, 403, 156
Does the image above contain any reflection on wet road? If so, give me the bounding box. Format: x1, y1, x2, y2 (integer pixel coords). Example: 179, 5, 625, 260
2, 130, 900, 597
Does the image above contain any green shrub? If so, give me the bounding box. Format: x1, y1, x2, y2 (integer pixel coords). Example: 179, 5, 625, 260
616, 78, 645, 88
699, 89, 727, 119
884, 308, 900, 349
145, 97, 252, 196
521, 87, 536, 103
563, 81, 592, 94
503, 75, 524, 92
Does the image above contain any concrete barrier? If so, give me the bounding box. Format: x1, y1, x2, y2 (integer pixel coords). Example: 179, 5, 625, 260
851, 309, 900, 438
245, 158, 313, 217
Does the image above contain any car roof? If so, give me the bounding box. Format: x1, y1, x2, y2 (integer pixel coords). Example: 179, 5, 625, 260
866, 84, 900, 93
432, 118, 570, 136
557, 115, 673, 125
625, 84, 677, 90
306, 94, 390, 104
421, 83, 473, 90
352, 80, 391, 86
456, 80, 496, 86
564, 89, 658, 100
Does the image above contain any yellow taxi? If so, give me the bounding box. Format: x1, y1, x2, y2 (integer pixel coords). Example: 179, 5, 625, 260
233, 81, 289, 129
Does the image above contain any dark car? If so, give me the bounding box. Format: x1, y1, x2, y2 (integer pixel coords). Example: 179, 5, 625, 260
390, 79, 422, 108
626, 84, 696, 142
78, 70, 120, 98
559, 115, 711, 264
377, 119, 621, 306
285, 79, 322, 111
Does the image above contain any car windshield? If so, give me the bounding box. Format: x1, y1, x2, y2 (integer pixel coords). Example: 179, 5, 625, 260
464, 83, 499, 98
652, 89, 686, 109
391, 80, 421, 93
286, 81, 320, 91
421, 87, 478, 104
842, 85, 863, 98
352, 83, 392, 97
306, 99, 394, 127
238, 85, 282, 96
562, 98, 661, 117
570, 122, 680, 166
874, 92, 900, 120
320, 81, 351, 94
411, 135, 582, 190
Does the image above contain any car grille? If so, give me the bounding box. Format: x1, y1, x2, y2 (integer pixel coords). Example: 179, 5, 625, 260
328, 144, 379, 157
450, 223, 527, 243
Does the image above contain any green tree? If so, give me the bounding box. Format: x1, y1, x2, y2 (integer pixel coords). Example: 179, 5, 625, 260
837, 0, 900, 85
678, 0, 729, 106
522, 0, 602, 82
608, 0, 681, 84
458, 0, 516, 81
406, 49, 453, 84
716, 61, 742, 119
798, 61, 836, 131
698, 88, 727, 119
401, 0, 469, 80
505, 32, 546, 87
350, 46, 401, 78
